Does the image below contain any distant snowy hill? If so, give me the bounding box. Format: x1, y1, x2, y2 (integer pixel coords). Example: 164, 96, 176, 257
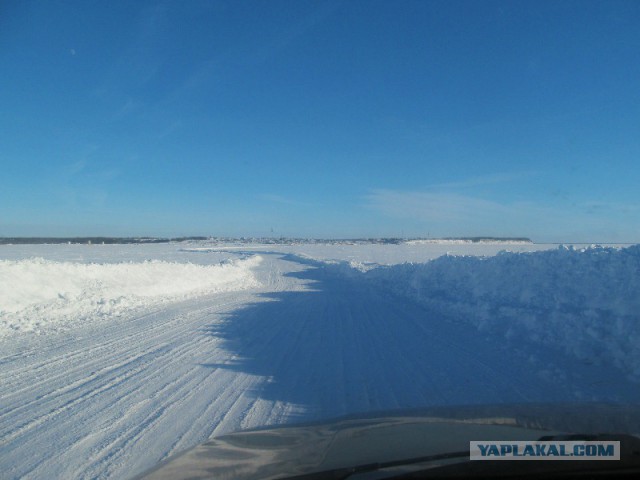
405, 237, 533, 245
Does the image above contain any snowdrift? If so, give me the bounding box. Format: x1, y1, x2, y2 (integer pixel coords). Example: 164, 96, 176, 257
0, 255, 262, 336
333, 245, 640, 380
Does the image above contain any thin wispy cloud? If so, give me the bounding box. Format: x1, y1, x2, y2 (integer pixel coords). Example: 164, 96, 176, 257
364, 188, 640, 243
239, 1, 340, 67
366, 190, 511, 223
51, 157, 122, 212
429, 171, 537, 190
93, 3, 168, 99
365, 172, 536, 225
112, 98, 142, 120
64, 160, 87, 175
157, 119, 184, 140
166, 2, 340, 104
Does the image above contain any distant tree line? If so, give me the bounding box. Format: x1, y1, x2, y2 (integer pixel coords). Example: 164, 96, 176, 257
0, 237, 209, 245
0, 236, 532, 245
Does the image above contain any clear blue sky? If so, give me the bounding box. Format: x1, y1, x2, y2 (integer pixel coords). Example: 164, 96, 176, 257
2, 0, 639, 242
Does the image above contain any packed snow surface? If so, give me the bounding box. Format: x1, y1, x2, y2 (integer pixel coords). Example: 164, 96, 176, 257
0, 242, 638, 479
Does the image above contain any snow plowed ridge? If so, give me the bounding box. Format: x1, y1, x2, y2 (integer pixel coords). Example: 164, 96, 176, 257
1, 246, 639, 479
330, 245, 640, 379
0, 255, 262, 336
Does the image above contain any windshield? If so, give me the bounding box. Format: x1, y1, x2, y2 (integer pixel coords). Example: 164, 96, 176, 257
1, 1, 639, 479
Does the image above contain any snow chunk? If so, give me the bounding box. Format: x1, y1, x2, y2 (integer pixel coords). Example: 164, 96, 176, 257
0, 255, 262, 336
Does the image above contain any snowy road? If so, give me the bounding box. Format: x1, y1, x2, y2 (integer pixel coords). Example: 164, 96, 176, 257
1, 249, 638, 479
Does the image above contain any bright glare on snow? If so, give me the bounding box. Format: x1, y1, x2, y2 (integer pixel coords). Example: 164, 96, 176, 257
0, 255, 262, 335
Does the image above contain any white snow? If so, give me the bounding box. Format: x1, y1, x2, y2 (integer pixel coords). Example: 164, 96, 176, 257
324, 245, 640, 380
199, 241, 565, 265
404, 238, 532, 245
0, 256, 262, 336
0, 241, 638, 479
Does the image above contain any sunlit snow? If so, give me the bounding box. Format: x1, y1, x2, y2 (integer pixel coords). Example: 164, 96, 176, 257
0, 241, 638, 479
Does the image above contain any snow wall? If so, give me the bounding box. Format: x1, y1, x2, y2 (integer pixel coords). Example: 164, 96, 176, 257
333, 245, 640, 380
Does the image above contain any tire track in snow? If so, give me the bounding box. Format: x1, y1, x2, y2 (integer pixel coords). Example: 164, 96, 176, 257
0, 254, 297, 480
0, 298, 241, 397
3, 251, 633, 480
0, 345, 174, 445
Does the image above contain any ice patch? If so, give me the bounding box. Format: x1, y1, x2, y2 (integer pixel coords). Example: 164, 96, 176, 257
0, 255, 263, 336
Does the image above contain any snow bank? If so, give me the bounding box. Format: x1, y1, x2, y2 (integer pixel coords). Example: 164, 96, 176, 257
0, 255, 262, 336
332, 245, 640, 379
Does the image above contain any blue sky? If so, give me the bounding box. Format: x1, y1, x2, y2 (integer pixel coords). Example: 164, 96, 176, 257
1, 0, 639, 242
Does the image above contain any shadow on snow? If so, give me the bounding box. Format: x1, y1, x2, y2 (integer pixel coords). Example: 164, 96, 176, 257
199, 253, 640, 425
